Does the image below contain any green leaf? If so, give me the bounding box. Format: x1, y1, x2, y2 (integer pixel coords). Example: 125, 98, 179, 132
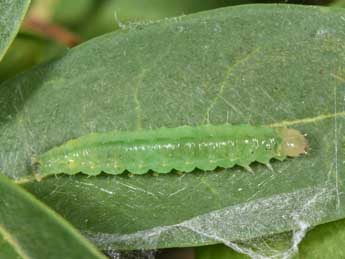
0, 33, 67, 83
0, 236, 24, 259
52, 0, 297, 40
330, 0, 345, 8
77, 0, 232, 39
195, 219, 345, 259
0, 0, 31, 61
56, 0, 302, 39
1, 4, 345, 250
294, 218, 345, 259
196, 244, 249, 259
53, 0, 95, 27
195, 231, 298, 259
0, 174, 106, 259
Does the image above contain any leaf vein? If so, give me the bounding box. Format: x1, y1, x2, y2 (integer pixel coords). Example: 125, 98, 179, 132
0, 224, 31, 259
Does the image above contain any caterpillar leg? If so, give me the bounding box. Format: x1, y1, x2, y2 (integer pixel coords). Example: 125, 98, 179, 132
127, 172, 135, 178
175, 171, 184, 176
265, 163, 274, 172
243, 165, 254, 174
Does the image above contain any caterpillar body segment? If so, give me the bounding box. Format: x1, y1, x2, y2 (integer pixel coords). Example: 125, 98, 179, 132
33, 125, 307, 177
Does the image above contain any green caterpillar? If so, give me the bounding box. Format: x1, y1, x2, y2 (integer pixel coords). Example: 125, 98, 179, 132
33, 124, 308, 177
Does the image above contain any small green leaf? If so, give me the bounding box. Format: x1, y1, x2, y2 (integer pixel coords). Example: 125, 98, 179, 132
195, 218, 345, 259
0, 33, 67, 82
196, 244, 249, 259
0, 174, 106, 259
0, 0, 31, 61
1, 4, 345, 250
294, 218, 345, 259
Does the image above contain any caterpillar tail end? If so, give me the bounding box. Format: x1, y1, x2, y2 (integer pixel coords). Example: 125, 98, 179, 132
280, 128, 308, 157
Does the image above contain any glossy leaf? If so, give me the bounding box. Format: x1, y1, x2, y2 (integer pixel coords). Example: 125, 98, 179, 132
0, 0, 31, 61
1, 4, 345, 250
0, 174, 106, 259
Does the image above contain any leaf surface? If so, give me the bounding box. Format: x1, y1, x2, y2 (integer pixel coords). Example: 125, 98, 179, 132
0, 174, 106, 259
0, 0, 31, 61
0, 4, 345, 250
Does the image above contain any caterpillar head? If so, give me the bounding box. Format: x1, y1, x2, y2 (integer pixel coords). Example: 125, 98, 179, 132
280, 128, 308, 157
